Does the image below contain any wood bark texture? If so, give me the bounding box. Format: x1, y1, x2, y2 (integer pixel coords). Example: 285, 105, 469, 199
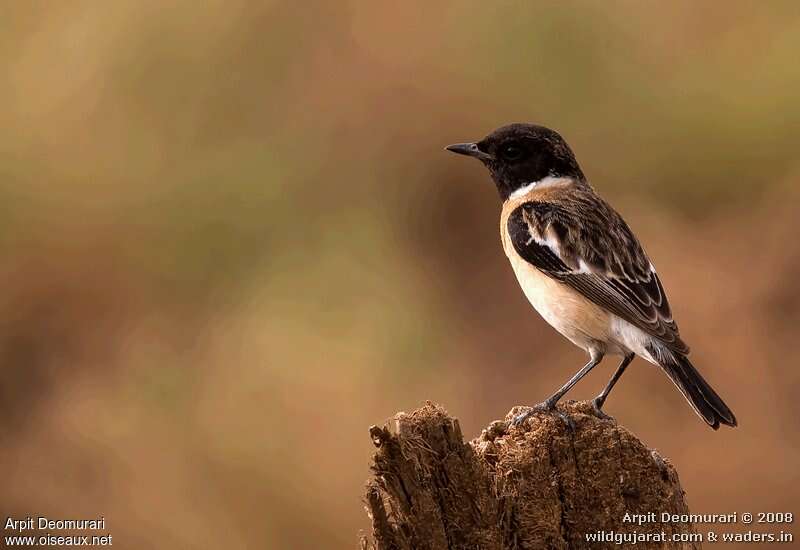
361, 401, 700, 550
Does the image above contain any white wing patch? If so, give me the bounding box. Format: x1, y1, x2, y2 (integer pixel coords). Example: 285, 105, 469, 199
530, 226, 561, 255
523, 216, 599, 275
576, 259, 594, 274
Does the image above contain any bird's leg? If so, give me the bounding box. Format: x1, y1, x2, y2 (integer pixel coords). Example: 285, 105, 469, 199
511, 352, 604, 428
591, 353, 634, 419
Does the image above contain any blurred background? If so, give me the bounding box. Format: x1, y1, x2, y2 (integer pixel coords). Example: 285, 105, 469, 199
1, 1, 799, 548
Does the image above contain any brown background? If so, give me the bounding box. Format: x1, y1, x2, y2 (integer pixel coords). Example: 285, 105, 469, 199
1, 1, 798, 548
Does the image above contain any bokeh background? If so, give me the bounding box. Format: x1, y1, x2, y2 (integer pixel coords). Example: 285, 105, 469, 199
1, 1, 799, 548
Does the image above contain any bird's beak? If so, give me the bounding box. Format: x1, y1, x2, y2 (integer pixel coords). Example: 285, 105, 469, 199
445, 142, 491, 161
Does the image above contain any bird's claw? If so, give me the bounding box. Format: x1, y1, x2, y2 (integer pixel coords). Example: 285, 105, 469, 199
510, 408, 537, 428
590, 398, 614, 421
510, 402, 575, 431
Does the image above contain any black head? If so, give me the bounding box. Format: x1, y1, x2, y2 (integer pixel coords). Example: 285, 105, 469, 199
445, 123, 584, 201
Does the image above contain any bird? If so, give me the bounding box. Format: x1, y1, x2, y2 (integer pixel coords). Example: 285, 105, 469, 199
445, 123, 737, 430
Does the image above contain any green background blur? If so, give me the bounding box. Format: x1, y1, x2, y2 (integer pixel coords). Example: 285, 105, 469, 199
1, 2, 799, 548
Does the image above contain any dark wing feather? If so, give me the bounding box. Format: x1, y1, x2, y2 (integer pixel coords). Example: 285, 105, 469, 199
507, 199, 688, 354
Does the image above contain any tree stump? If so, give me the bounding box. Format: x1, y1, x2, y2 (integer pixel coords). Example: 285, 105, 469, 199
361, 401, 700, 550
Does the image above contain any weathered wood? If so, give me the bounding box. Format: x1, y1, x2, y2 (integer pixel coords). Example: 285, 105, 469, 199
362, 401, 700, 550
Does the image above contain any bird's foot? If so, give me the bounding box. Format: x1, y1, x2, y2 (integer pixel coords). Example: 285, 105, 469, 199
510, 401, 575, 431
590, 397, 614, 421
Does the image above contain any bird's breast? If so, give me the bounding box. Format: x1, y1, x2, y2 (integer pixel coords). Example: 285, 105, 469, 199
500, 215, 614, 353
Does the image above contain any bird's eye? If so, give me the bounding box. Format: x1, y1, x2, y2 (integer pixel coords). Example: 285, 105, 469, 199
501, 144, 523, 161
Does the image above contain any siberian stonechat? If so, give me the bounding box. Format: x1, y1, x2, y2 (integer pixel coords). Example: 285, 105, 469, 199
446, 123, 736, 429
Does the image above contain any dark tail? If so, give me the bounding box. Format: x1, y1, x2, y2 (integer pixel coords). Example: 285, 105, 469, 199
657, 351, 737, 430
